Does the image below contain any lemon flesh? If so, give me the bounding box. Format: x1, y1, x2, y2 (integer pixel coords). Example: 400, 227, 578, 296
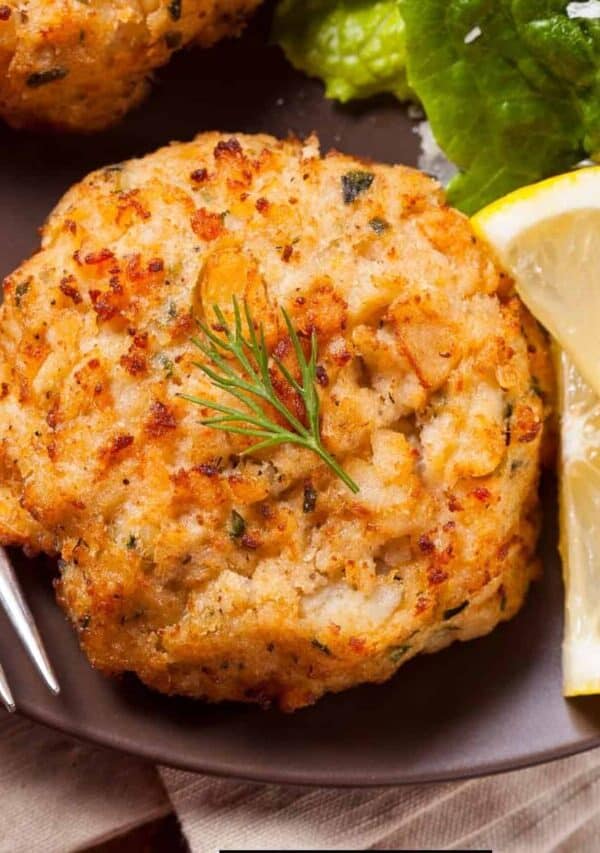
558, 352, 600, 695
472, 169, 600, 697
472, 168, 600, 399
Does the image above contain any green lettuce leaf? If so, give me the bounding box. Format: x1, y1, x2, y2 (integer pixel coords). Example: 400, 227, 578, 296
273, 0, 411, 103
401, 0, 600, 213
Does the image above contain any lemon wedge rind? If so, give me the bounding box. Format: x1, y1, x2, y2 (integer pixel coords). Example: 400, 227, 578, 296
473, 167, 600, 251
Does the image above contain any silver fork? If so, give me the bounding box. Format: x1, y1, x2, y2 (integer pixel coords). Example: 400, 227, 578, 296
0, 547, 60, 711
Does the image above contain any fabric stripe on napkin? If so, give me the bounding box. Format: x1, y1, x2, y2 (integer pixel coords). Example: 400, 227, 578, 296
160, 745, 600, 852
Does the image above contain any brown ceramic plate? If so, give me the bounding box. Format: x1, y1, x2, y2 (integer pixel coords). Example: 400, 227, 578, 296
2, 6, 600, 787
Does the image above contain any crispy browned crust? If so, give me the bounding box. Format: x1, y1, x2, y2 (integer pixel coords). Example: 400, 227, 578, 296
0, 0, 261, 132
0, 133, 553, 709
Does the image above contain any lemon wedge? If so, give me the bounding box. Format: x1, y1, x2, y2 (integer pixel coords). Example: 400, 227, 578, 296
472, 169, 600, 697
557, 352, 600, 695
472, 168, 600, 398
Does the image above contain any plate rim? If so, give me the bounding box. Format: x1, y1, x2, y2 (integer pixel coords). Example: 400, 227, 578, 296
0, 21, 585, 788
16, 693, 600, 787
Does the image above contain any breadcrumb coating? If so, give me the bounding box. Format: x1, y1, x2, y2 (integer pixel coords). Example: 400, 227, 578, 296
0, 133, 552, 709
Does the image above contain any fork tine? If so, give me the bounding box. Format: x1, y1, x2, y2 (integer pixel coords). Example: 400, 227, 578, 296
0, 661, 15, 713
0, 548, 60, 696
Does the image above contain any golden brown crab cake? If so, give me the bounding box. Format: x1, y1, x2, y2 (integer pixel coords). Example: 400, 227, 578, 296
0, 132, 552, 709
0, 0, 261, 132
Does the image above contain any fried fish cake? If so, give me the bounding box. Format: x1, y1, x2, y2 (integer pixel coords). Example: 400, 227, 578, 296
0, 133, 552, 709
0, 0, 261, 131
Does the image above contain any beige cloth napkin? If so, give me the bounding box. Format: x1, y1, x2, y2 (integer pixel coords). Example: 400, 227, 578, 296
0, 713, 169, 852
3, 709, 600, 852
159, 748, 600, 852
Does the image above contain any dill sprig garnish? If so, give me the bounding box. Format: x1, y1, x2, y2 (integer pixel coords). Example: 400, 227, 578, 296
178, 298, 359, 494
